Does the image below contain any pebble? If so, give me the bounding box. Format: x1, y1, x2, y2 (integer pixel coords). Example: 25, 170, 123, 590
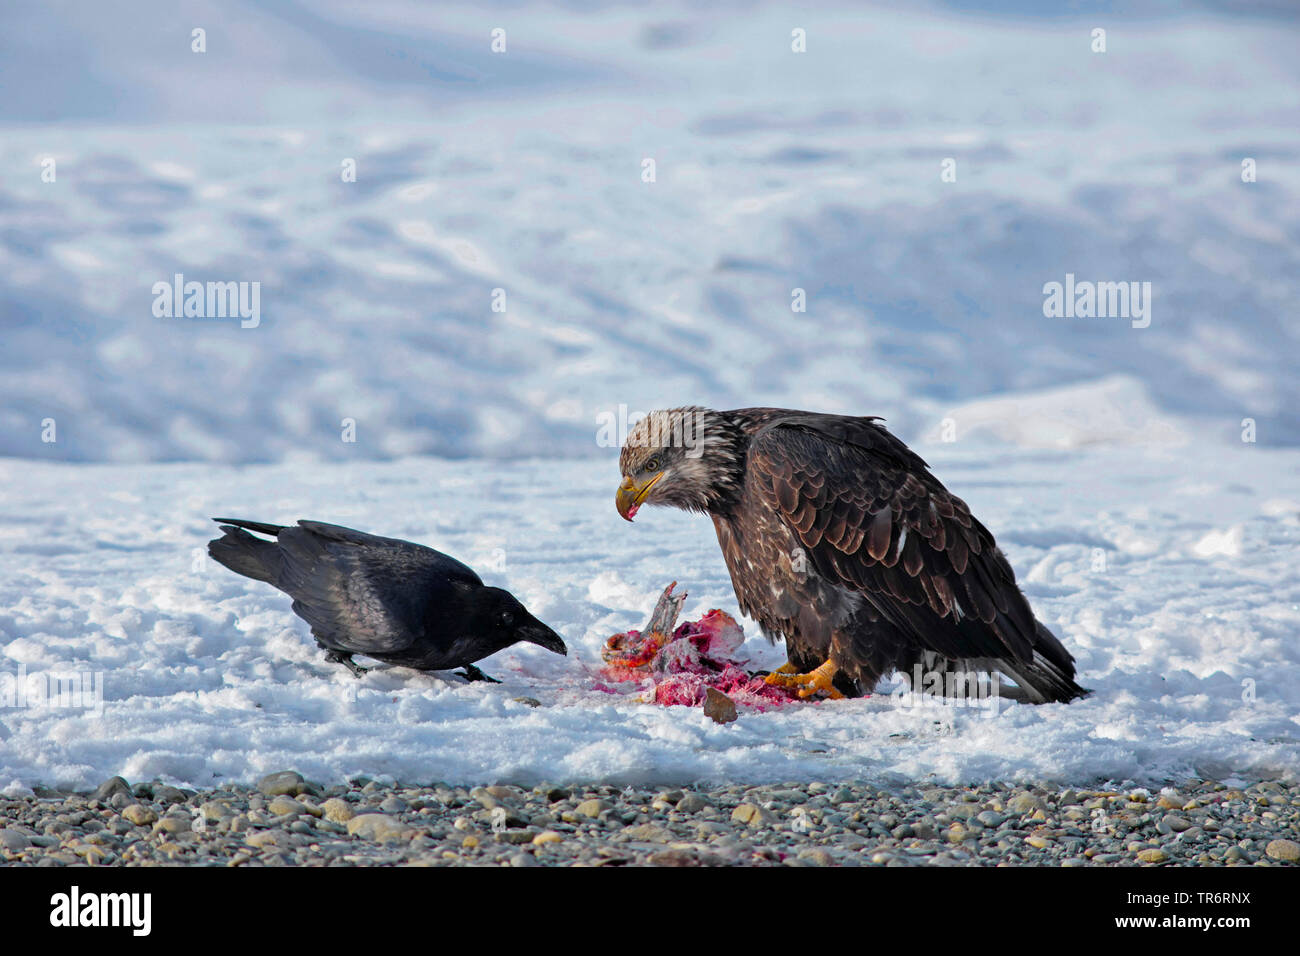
321, 798, 355, 823
677, 793, 708, 813
574, 799, 609, 818
1008, 793, 1044, 814
0, 776, 1292, 868
0, 828, 31, 852
258, 771, 307, 797
200, 800, 232, 822
245, 830, 283, 849
346, 814, 413, 843
1265, 839, 1300, 862
703, 688, 738, 724
152, 816, 190, 835
93, 776, 132, 803
121, 805, 158, 827
797, 848, 835, 866
622, 823, 673, 842
153, 786, 188, 805
267, 796, 304, 818
731, 803, 774, 827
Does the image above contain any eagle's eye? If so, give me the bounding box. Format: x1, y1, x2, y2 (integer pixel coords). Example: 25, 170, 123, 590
645, 456, 662, 472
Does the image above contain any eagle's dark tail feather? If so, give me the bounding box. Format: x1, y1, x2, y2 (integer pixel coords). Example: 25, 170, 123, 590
208, 520, 283, 584
999, 620, 1089, 704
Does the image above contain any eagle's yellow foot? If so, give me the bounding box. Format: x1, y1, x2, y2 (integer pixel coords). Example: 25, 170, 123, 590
763, 661, 800, 686
765, 660, 845, 699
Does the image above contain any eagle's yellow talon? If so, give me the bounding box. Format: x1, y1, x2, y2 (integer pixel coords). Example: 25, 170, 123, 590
768, 660, 844, 699
764, 662, 799, 684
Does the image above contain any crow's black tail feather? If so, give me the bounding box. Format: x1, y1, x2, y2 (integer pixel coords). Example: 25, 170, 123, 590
208, 523, 281, 584
211, 517, 286, 537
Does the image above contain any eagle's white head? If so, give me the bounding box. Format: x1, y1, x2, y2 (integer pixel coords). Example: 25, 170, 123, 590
616, 406, 746, 520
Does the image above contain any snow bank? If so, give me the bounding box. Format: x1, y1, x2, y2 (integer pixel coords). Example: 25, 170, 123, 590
924, 376, 1189, 449
2, 2, 1298, 462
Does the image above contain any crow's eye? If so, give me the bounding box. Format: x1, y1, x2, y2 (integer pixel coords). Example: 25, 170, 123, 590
495, 611, 514, 628
645, 456, 661, 472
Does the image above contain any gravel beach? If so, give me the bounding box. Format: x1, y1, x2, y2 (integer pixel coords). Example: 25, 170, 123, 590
2, 774, 1298, 867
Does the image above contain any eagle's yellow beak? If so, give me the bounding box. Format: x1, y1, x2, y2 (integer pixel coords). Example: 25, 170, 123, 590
616, 473, 663, 522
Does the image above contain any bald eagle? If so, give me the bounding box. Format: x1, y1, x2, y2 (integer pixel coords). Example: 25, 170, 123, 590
616, 407, 1087, 703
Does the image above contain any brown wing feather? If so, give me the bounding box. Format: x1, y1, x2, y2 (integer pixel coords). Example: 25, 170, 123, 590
746, 416, 1038, 664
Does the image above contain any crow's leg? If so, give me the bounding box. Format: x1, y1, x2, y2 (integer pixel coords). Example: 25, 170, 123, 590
324, 651, 369, 678
456, 663, 501, 684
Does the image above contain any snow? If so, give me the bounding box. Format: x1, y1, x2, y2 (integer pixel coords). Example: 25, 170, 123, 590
1, 1, 1297, 789
925, 375, 1190, 450
1, 440, 1297, 791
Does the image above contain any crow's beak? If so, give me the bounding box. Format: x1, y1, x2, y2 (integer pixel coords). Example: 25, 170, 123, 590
523, 622, 567, 656
615, 473, 662, 522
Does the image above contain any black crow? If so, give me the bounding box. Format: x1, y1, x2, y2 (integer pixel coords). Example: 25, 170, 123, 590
207, 518, 566, 680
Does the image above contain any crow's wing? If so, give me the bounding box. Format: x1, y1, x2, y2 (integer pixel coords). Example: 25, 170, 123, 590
273, 522, 481, 655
